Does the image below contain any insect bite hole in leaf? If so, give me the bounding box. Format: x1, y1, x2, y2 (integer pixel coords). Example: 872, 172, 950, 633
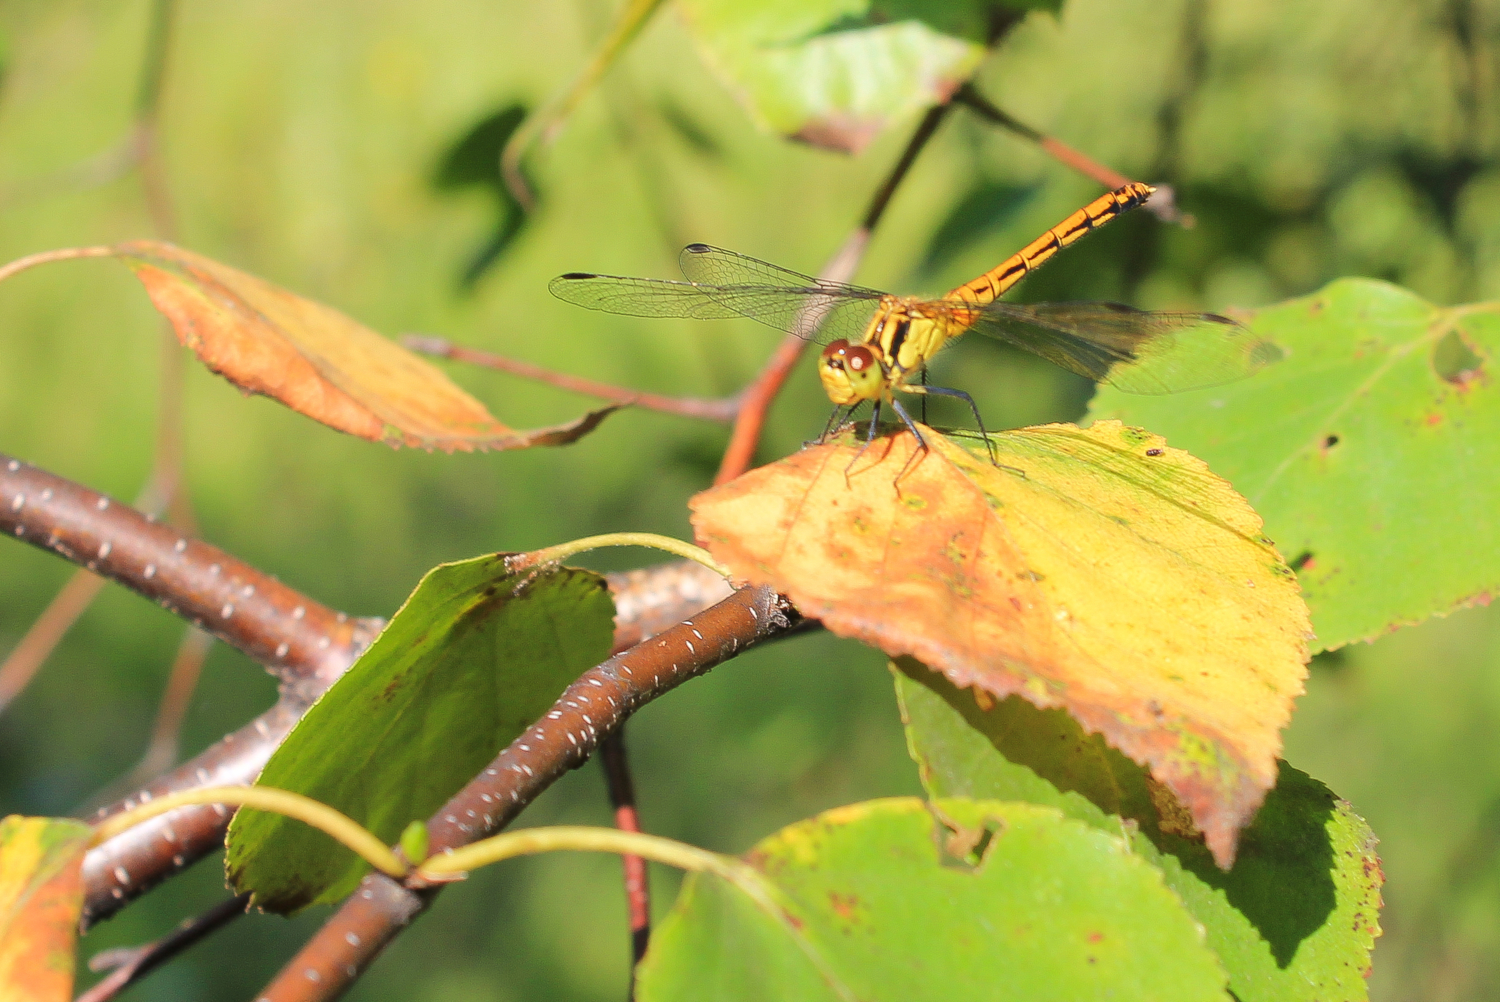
928, 805, 1004, 872
1432, 327, 1484, 385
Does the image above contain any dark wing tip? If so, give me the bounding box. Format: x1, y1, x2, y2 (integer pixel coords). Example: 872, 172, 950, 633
683, 243, 711, 254
556, 272, 596, 281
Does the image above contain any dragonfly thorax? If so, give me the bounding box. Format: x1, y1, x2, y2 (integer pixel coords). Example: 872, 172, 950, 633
866, 298, 963, 376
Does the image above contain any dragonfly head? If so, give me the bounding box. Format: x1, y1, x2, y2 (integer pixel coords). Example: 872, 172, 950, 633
819, 340, 885, 405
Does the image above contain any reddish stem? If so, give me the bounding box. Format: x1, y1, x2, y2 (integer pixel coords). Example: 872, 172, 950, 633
713, 98, 955, 485
602, 728, 651, 981
403, 335, 739, 421
76, 893, 248, 1002
954, 83, 1192, 225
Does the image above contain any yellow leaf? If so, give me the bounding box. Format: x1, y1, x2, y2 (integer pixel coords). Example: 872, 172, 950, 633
0, 816, 93, 1002
690, 422, 1310, 865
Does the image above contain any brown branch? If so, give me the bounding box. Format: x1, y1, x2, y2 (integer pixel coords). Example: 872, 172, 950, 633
3, 447, 752, 926
256, 584, 796, 1001
77, 893, 249, 1002
2, 453, 361, 692
79, 628, 214, 815
77, 560, 729, 928
602, 727, 651, 989
0, 452, 367, 924
80, 697, 307, 928
402, 335, 740, 422
1, 0, 188, 713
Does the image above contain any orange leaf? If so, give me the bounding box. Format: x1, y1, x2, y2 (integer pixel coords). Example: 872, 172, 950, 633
113, 240, 616, 451
0, 816, 93, 1001
690, 422, 1311, 866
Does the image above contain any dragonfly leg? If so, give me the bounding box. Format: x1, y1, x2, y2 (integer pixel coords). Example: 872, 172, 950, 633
817, 402, 856, 445
901, 384, 999, 466
887, 396, 932, 485
842, 400, 885, 483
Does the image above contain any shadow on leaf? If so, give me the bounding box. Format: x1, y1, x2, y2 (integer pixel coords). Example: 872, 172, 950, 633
895, 657, 1337, 969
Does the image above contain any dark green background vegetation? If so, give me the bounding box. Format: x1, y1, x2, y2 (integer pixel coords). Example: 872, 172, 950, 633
0, 0, 1496, 998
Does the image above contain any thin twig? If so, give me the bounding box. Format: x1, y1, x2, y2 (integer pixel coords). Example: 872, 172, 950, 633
500, 0, 668, 209
0, 0, 191, 716
79, 628, 214, 813
0, 246, 117, 285
602, 727, 652, 988
255, 584, 796, 1001
76, 894, 250, 1002
0, 570, 106, 712
953, 82, 1192, 226
135, 0, 181, 241
403, 335, 740, 421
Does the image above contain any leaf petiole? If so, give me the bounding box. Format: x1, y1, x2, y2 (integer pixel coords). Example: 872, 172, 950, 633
524, 532, 730, 578
90, 785, 408, 879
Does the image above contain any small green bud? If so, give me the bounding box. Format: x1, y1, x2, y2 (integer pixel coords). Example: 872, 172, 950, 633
399, 820, 429, 864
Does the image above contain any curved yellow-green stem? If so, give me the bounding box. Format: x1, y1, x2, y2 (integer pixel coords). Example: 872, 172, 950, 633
89, 785, 408, 878
528, 532, 729, 578
500, 0, 667, 208
418, 825, 739, 881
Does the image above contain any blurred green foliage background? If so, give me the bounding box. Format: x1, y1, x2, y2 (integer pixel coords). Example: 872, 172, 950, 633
0, 0, 1497, 998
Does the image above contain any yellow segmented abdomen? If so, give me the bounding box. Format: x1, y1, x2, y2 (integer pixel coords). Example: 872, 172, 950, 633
946, 181, 1155, 307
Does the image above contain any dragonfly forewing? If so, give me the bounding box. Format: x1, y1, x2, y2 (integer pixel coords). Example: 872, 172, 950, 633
550, 265, 882, 342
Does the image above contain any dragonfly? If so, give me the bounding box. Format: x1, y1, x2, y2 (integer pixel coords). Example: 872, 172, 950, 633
549, 182, 1283, 464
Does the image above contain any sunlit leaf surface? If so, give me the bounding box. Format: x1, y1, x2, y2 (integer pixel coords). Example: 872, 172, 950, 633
895, 659, 1383, 1002
691, 422, 1310, 864
638, 797, 1228, 1001
225, 557, 616, 912
114, 241, 615, 451
676, 1, 1056, 152
1089, 279, 1500, 650
0, 816, 92, 1002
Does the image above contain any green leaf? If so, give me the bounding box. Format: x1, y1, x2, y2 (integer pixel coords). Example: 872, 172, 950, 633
1087, 278, 1500, 650
0, 816, 93, 1002
225, 556, 616, 913
638, 797, 1229, 1002
894, 658, 1383, 1002
676, 1, 1056, 153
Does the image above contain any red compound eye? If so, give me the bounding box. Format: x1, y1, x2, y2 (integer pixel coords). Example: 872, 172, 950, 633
844, 345, 877, 372
821, 339, 851, 362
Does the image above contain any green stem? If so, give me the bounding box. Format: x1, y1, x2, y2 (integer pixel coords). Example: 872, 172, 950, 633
89, 786, 408, 878
414, 824, 842, 993
500, 0, 668, 209
526, 532, 729, 578
418, 825, 738, 880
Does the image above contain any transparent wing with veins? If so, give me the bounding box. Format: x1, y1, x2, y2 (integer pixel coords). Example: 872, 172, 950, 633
548, 243, 883, 344
550, 243, 1285, 395
957, 301, 1285, 394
